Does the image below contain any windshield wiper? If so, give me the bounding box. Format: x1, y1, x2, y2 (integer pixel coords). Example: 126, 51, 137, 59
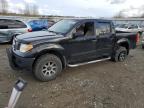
48, 30, 62, 34
48, 30, 54, 32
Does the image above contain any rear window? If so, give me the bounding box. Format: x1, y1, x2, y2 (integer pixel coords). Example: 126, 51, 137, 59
0, 19, 27, 29
96, 22, 111, 36
128, 25, 138, 29
28, 20, 48, 29
119, 24, 128, 28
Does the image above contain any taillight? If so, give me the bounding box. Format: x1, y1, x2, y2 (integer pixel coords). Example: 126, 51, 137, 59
28, 28, 32, 32
136, 33, 140, 45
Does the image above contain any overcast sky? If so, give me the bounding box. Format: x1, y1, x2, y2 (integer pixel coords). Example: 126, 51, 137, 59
7, 0, 144, 17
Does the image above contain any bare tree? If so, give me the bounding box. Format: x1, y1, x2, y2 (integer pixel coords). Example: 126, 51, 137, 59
0, 0, 8, 14
23, 3, 39, 16
113, 11, 125, 18
23, 3, 31, 15
17, 8, 24, 14
31, 4, 39, 15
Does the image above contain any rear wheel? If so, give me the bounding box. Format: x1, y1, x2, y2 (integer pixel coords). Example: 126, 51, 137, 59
34, 54, 62, 82
111, 46, 128, 62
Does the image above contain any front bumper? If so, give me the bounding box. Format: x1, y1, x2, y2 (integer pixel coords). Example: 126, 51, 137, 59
6, 48, 35, 71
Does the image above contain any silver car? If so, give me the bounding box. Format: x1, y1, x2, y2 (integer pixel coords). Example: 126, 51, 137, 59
115, 24, 143, 33
0, 18, 31, 43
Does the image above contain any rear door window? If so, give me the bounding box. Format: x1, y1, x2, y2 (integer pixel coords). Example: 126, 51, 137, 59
0, 19, 27, 29
96, 22, 111, 37
0, 19, 8, 29
128, 25, 138, 29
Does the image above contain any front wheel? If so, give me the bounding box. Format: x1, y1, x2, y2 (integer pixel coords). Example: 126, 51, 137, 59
111, 46, 128, 62
34, 54, 62, 82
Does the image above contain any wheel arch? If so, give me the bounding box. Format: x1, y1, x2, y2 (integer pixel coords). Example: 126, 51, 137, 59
33, 49, 67, 69
117, 38, 130, 54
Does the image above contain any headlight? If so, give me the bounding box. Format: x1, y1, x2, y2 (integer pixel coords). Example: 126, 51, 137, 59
20, 43, 33, 52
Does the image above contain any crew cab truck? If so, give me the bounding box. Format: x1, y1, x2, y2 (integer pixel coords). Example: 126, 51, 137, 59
6, 19, 138, 81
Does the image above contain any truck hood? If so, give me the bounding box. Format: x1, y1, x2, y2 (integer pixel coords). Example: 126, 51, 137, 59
16, 31, 64, 43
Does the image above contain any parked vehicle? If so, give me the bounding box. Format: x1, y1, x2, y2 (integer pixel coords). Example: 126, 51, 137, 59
7, 19, 138, 81
0, 18, 31, 43
28, 19, 48, 31
0, 18, 49, 43
115, 24, 143, 34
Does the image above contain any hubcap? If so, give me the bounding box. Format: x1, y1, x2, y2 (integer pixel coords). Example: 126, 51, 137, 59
119, 52, 126, 61
42, 61, 57, 76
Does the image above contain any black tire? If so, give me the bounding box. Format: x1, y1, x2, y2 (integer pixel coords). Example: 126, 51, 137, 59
111, 46, 128, 62
34, 54, 62, 82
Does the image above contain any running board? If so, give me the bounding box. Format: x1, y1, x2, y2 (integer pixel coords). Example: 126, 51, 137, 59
68, 57, 111, 67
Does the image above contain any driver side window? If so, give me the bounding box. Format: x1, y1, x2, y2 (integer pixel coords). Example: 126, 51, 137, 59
73, 21, 95, 37
75, 24, 85, 36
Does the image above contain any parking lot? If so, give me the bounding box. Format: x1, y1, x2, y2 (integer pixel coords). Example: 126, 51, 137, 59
0, 44, 144, 108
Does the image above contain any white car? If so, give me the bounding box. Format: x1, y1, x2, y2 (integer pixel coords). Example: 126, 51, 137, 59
115, 24, 143, 33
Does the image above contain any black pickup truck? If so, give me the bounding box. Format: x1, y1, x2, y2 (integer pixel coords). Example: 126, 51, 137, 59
7, 19, 138, 81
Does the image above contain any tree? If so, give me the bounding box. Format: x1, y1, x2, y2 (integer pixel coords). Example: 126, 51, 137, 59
23, 3, 31, 15
31, 4, 39, 15
113, 11, 125, 18
23, 3, 39, 16
0, 0, 8, 14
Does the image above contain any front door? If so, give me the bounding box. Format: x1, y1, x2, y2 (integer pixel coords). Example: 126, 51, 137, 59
68, 21, 97, 64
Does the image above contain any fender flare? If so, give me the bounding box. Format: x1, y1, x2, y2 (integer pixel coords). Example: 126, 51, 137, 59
34, 44, 67, 68
36, 44, 65, 53
117, 38, 130, 48
116, 38, 130, 54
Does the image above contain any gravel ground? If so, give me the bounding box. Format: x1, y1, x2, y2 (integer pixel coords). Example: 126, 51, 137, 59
0, 44, 144, 108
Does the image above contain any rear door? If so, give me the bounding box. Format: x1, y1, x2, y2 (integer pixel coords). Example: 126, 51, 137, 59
95, 21, 115, 57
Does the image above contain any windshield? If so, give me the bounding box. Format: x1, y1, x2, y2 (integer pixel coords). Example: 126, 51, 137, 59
48, 19, 77, 34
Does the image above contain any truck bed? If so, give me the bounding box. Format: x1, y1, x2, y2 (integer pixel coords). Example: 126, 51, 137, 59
116, 32, 137, 49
